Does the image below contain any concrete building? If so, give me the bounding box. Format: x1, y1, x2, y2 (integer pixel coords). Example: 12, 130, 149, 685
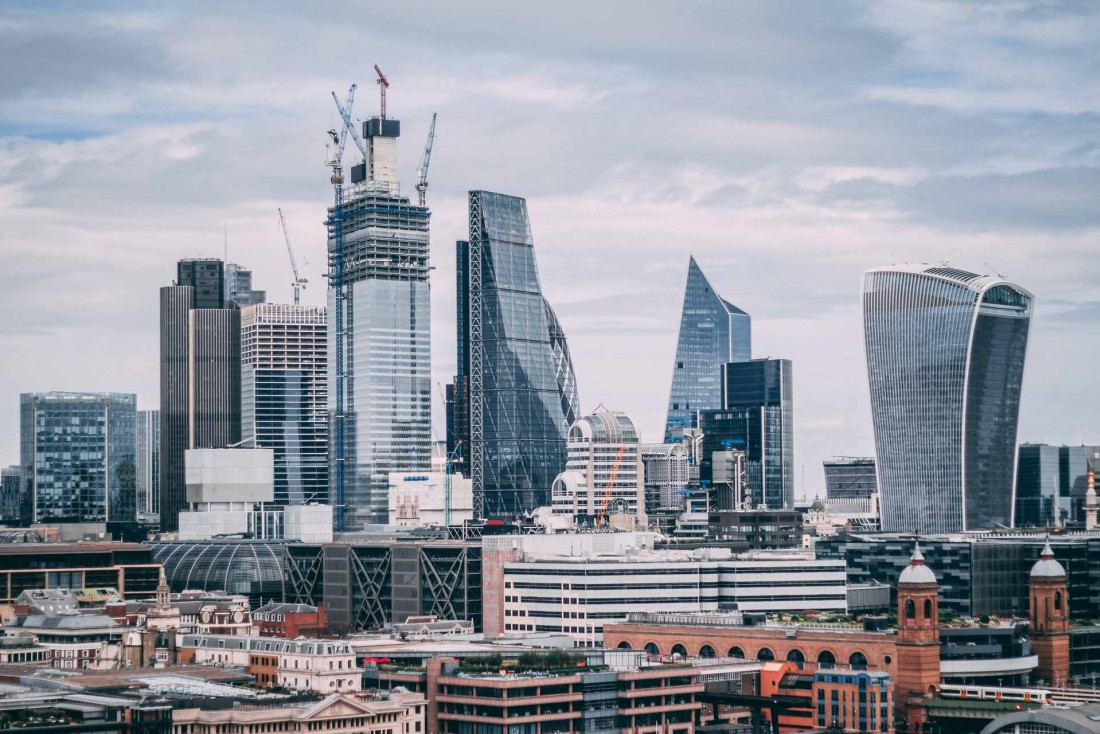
388, 469, 473, 526
5, 611, 124, 669
241, 303, 327, 507
224, 262, 266, 307
0, 542, 159, 604
177, 447, 275, 539
180, 634, 359, 693
172, 693, 425, 734
160, 258, 242, 532
552, 408, 647, 529
760, 661, 894, 734
641, 442, 691, 511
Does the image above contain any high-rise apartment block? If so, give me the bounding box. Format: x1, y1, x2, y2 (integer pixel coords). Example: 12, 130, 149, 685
449, 191, 580, 518
664, 257, 750, 441
135, 409, 159, 523
19, 392, 136, 524
241, 304, 328, 506
863, 265, 1031, 533
698, 358, 794, 509
823, 457, 877, 501
160, 258, 242, 532
328, 108, 431, 528
225, 263, 266, 307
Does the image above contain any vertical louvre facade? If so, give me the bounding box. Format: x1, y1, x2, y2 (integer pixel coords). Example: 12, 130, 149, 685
664, 257, 751, 441
135, 409, 159, 520
328, 188, 431, 528
242, 304, 328, 506
456, 191, 579, 518
862, 265, 1031, 533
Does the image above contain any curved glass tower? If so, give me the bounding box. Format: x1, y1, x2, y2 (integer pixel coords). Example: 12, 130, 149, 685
862, 265, 1032, 532
664, 257, 751, 441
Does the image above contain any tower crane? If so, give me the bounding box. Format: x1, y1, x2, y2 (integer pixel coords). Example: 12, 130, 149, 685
596, 445, 627, 529
325, 82, 356, 533
331, 86, 367, 162
374, 64, 389, 119
277, 208, 308, 305
415, 113, 437, 206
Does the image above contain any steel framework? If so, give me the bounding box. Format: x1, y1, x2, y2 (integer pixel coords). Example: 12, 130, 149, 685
468, 192, 484, 519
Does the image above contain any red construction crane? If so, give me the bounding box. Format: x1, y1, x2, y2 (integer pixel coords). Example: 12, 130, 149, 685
374, 64, 390, 119
596, 445, 627, 529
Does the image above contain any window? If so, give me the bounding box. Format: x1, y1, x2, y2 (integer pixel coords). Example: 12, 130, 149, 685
1055, 592, 1063, 611
905, 599, 916, 619
923, 599, 933, 619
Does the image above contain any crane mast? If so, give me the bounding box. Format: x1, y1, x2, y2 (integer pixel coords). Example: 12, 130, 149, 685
277, 208, 308, 305
374, 64, 389, 119
416, 113, 437, 207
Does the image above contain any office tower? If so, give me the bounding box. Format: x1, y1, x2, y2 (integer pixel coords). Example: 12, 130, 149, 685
19, 392, 136, 524
640, 443, 691, 511
664, 257, 751, 441
697, 358, 793, 509
1059, 445, 1100, 521
241, 304, 328, 506
450, 191, 580, 518
328, 109, 431, 529
551, 408, 646, 528
225, 263, 266, 307
1015, 444, 1063, 527
823, 457, 877, 501
160, 258, 242, 532
0, 465, 23, 525
135, 410, 159, 523
863, 265, 1032, 533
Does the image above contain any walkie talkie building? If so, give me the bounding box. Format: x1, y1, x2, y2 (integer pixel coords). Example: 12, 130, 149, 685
862, 265, 1032, 533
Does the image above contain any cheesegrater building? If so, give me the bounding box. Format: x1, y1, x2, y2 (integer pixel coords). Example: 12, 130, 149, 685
862, 265, 1032, 533
328, 109, 432, 529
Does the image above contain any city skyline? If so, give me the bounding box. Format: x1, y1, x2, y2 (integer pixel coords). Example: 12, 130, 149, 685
2, 3, 1099, 498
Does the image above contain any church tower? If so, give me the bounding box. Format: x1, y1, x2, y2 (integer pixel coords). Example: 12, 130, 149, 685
895, 544, 940, 732
1084, 466, 1097, 532
1029, 539, 1069, 686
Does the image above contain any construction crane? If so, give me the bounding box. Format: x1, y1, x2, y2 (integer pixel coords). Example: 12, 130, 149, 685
596, 445, 627, 529
415, 113, 437, 206
374, 64, 389, 119
325, 83, 356, 533
277, 208, 308, 305
443, 441, 463, 527
331, 86, 367, 162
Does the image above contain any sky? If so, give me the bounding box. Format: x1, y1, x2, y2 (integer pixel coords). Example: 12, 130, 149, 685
1, 1, 1098, 498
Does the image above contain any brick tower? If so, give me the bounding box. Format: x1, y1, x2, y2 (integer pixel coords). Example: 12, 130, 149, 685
1029, 539, 1069, 687
895, 544, 940, 732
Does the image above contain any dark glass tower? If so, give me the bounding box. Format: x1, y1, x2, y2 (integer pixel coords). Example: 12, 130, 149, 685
664, 257, 750, 441
863, 265, 1032, 532
697, 358, 793, 509
159, 258, 242, 532
1015, 444, 1063, 527
20, 392, 136, 524
823, 457, 877, 501
450, 191, 580, 518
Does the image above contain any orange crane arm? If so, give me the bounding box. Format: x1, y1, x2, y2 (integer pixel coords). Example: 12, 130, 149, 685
597, 445, 627, 527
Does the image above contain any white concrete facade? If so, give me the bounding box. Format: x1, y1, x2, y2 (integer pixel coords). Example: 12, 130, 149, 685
387, 471, 473, 526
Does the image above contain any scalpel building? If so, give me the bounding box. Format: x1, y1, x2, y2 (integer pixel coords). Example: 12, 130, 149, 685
862, 265, 1032, 533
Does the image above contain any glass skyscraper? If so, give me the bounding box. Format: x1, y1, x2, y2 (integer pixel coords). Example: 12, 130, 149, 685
328, 112, 431, 529
1015, 444, 1063, 527
664, 256, 751, 441
242, 304, 328, 507
823, 457, 878, 501
20, 392, 136, 524
863, 265, 1032, 533
135, 409, 159, 523
449, 191, 580, 518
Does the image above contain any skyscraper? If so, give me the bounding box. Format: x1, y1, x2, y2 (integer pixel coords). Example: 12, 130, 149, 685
664, 257, 751, 441
160, 258, 242, 532
225, 263, 267, 307
20, 392, 136, 524
450, 191, 580, 518
328, 107, 432, 529
242, 303, 328, 506
0, 465, 23, 525
863, 265, 1032, 533
698, 358, 794, 509
135, 409, 159, 523
823, 457, 877, 501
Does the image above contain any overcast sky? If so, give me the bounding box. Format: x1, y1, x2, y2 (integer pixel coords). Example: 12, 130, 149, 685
2, 1, 1098, 498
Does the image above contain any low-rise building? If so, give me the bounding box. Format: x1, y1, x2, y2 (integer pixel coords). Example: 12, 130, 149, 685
253, 601, 327, 638
180, 634, 359, 693
4, 611, 124, 669
0, 542, 159, 604
388, 471, 473, 527
759, 661, 895, 734
0, 634, 51, 665
172, 693, 425, 734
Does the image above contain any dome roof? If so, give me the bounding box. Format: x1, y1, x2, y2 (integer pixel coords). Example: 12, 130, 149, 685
1030, 540, 1066, 579
898, 543, 937, 585
810, 497, 826, 511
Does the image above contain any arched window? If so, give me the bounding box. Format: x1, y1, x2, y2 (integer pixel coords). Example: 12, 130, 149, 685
924, 599, 933, 619
617, 641, 632, 650
905, 599, 916, 619
786, 649, 805, 670
644, 642, 660, 656
816, 650, 836, 668
728, 646, 745, 659
1054, 592, 1063, 611
757, 647, 775, 662
699, 645, 716, 659
849, 651, 868, 670
671, 644, 688, 658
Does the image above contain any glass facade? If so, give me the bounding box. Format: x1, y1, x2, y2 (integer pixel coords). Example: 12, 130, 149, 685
664, 256, 750, 441
823, 457, 877, 500
135, 409, 159, 520
454, 191, 579, 518
862, 266, 1031, 533
20, 392, 136, 524
1059, 445, 1100, 520
1, 465, 23, 525
224, 262, 266, 307
149, 539, 285, 607
242, 304, 328, 507
328, 185, 431, 528
1015, 444, 1063, 527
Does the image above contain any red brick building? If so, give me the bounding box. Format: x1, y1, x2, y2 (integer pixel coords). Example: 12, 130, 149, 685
253, 601, 327, 638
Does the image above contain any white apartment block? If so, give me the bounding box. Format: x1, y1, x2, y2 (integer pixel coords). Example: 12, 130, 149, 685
181, 634, 359, 693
